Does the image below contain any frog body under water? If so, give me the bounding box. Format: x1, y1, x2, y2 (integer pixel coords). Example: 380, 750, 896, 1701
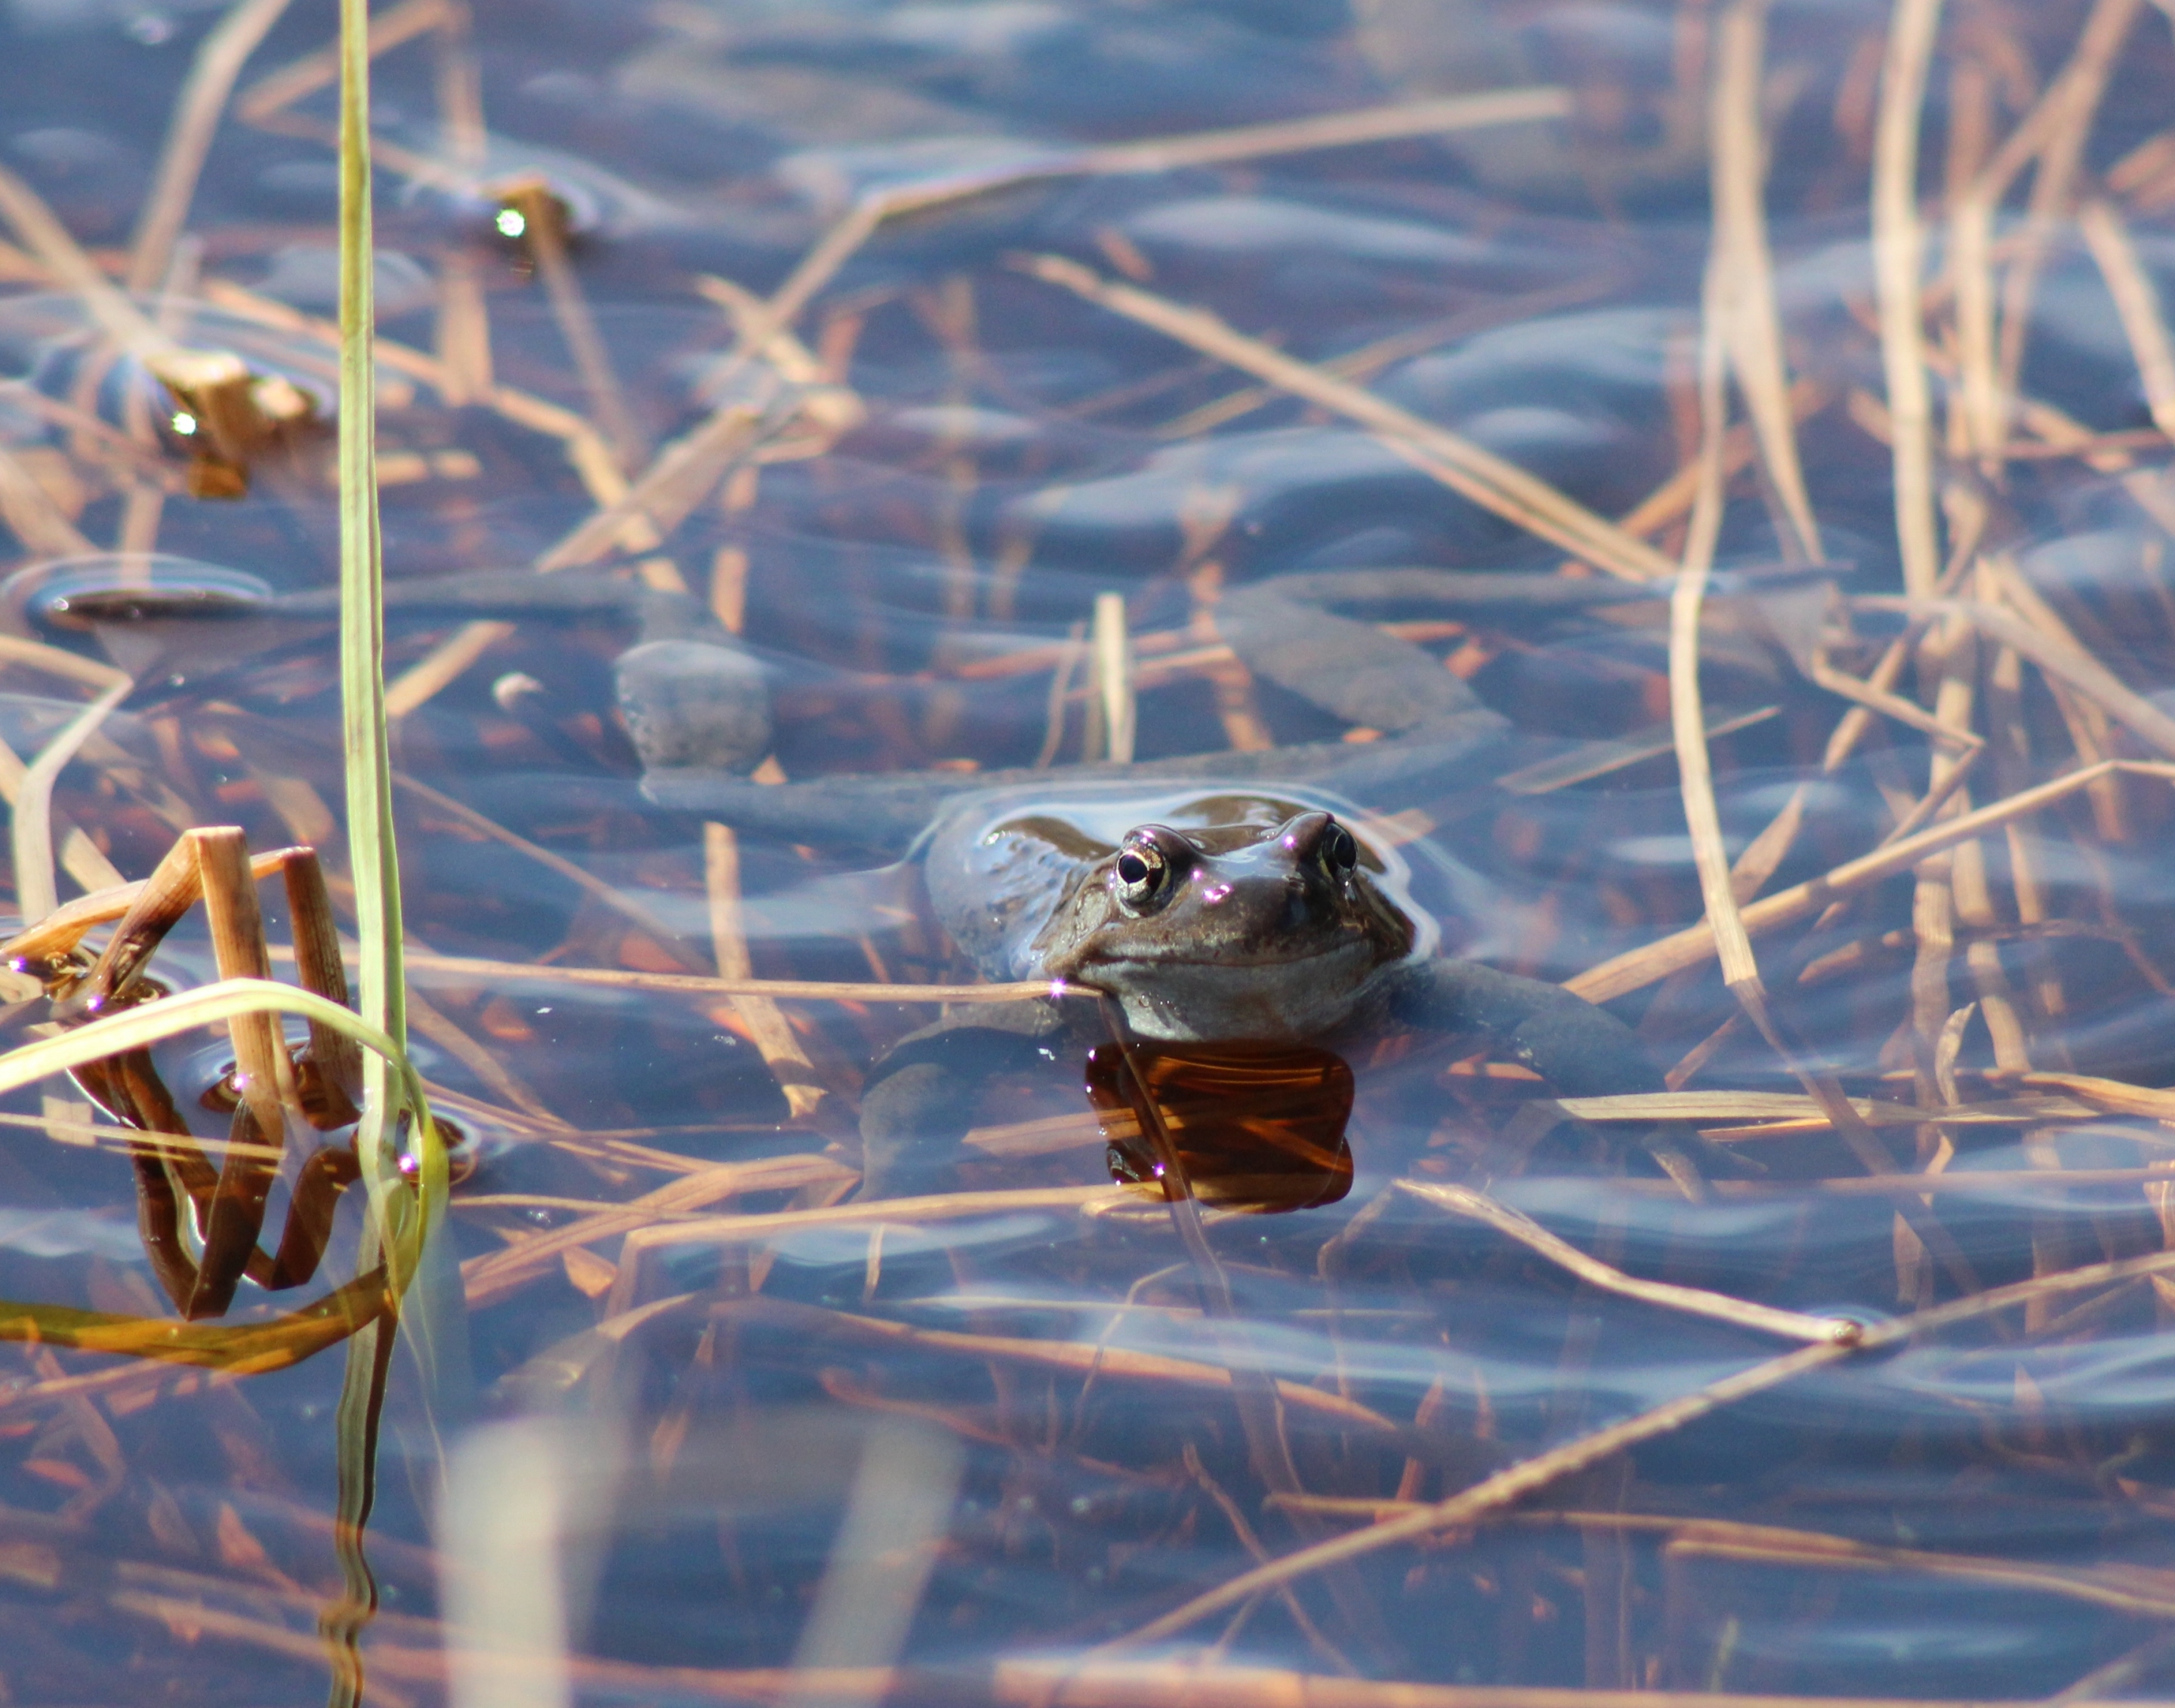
865, 783, 1705, 1201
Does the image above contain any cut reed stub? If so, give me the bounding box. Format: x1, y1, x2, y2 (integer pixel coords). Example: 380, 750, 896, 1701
2, 827, 464, 1320
1085, 1039, 1354, 1213
155, 346, 325, 499
488, 174, 578, 256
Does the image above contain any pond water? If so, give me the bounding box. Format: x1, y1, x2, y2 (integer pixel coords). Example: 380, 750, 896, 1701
3, 0, 2175, 1701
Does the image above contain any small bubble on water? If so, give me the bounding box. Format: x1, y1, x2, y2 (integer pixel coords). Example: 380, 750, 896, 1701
127, 11, 173, 43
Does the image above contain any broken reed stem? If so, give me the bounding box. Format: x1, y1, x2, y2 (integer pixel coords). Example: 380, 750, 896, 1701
501, 180, 646, 471
1109, 1241, 2175, 1648
0, 160, 171, 353
704, 822, 828, 1122
66, 831, 214, 1013
0, 159, 296, 477
532, 394, 774, 573
1708, 0, 1822, 563
1810, 656, 1982, 750
1158, 282, 1621, 442
606, 1184, 1119, 1316
1556, 1088, 2093, 1129
381, 620, 513, 721
1674, 233, 1756, 994
2025, 1071, 2175, 1121
282, 847, 363, 1115
1271, 1504, 2175, 1626
1874, 738, 1985, 845
430, 0, 485, 170
1069, 87, 1573, 176
11, 683, 130, 926
401, 950, 1063, 1006
126, 0, 295, 294
537, 89, 1573, 578
1663, 1534, 2175, 1625
1568, 760, 2175, 1003
0, 443, 91, 556
1861, 593, 2175, 758
193, 827, 298, 1145
754, 88, 1572, 349
711, 1295, 1396, 1435
2078, 198, 2175, 441
0, 1102, 284, 1155
0, 633, 131, 695
1092, 592, 1137, 765
1396, 1182, 1854, 1344
1871, 0, 1945, 598
236, 0, 449, 128
1991, 0, 2145, 398
460, 1152, 853, 1309
388, 769, 692, 952
1114, 1340, 1853, 1649
1676, 212, 1887, 1176
1017, 252, 1680, 583
2, 846, 298, 963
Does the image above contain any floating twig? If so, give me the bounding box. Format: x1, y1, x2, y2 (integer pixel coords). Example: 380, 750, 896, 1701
1015, 252, 1680, 583
1396, 1181, 1857, 1344
1106, 1242, 2175, 1648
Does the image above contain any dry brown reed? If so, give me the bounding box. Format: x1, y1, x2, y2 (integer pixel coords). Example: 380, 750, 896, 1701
5, 0, 2175, 1699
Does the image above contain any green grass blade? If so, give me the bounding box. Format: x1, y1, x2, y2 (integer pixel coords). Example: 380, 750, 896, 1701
0, 1268, 388, 1367
330, 0, 445, 1695
338, 0, 402, 1056
321, 1293, 396, 1708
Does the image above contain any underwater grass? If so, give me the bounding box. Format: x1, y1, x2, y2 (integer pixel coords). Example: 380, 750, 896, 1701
1, 0, 2173, 1694
0, 0, 440, 1697
0, 2, 445, 1331
325, 0, 443, 1700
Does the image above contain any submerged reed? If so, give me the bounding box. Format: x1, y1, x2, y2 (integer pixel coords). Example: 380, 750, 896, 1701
0, 0, 441, 1698
2, 0, 2175, 1697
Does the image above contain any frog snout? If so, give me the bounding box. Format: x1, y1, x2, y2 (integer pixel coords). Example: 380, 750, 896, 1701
1259, 813, 1360, 939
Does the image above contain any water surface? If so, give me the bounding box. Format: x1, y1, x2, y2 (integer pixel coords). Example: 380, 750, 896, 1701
1, 0, 2174, 1701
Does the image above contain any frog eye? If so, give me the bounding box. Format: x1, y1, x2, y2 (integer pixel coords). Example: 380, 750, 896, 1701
1113, 841, 1168, 904
1321, 822, 1358, 877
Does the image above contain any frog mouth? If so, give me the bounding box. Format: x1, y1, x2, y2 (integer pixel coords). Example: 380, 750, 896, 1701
1084, 933, 1381, 973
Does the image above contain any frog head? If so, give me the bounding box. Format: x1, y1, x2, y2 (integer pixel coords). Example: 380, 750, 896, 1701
1032, 809, 1415, 1041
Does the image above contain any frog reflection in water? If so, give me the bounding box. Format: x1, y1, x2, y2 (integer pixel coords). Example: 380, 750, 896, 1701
865, 785, 1706, 1202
